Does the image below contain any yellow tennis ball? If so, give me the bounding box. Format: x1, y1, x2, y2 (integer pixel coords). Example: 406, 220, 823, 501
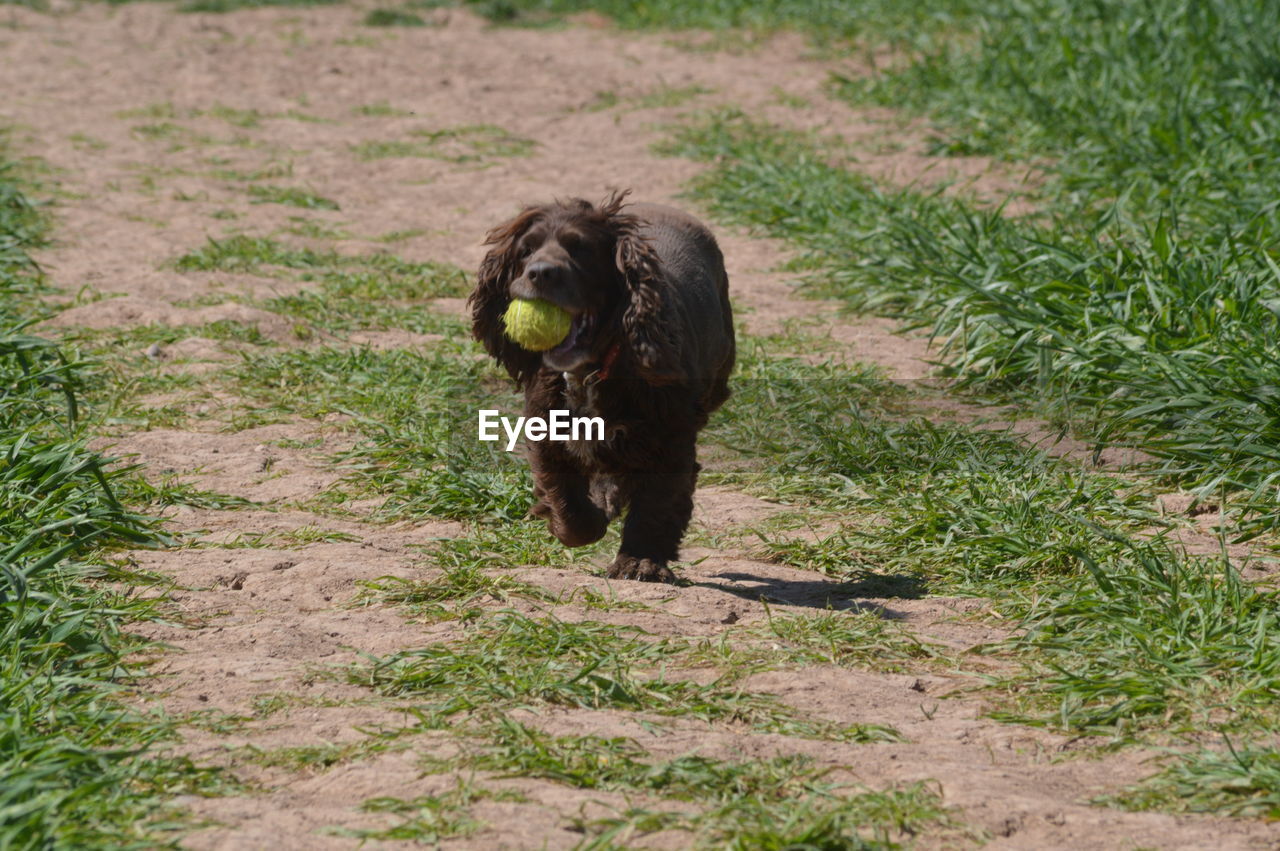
502, 298, 572, 351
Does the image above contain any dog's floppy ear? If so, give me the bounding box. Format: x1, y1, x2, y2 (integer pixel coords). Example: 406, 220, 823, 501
605, 194, 683, 385
470, 206, 544, 387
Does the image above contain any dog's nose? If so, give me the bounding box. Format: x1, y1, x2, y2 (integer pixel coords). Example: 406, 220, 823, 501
525, 261, 561, 287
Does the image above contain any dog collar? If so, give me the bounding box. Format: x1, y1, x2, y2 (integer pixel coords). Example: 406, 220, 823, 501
596, 343, 622, 381
565, 343, 623, 389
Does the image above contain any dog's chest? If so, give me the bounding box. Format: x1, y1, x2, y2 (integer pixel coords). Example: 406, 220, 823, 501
560, 376, 629, 465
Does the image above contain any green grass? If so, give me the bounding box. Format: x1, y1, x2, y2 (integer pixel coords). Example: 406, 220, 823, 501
0, 146, 217, 847
179, 0, 341, 12
351, 610, 897, 742
246, 184, 340, 210
364, 7, 427, 25
702, 346, 1280, 756
226, 344, 534, 520
353, 101, 414, 117
704, 350, 1159, 594
334, 780, 498, 842
459, 0, 959, 42
747, 607, 943, 673
423, 718, 953, 848
350, 124, 535, 164
662, 106, 1280, 535
172, 234, 468, 339
992, 540, 1280, 739
1113, 744, 1280, 819
582, 84, 713, 113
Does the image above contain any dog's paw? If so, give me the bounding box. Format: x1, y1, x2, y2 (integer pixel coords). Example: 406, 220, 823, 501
607, 555, 677, 584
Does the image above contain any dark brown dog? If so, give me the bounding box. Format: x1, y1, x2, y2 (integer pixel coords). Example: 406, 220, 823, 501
469, 191, 735, 582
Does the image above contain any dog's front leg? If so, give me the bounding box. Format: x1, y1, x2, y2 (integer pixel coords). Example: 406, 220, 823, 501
607, 442, 698, 584
527, 436, 610, 549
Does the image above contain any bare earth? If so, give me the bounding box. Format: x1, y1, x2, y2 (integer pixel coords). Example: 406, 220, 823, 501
4, 3, 1276, 848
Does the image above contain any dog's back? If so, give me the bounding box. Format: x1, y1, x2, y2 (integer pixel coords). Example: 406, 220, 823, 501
631, 203, 735, 415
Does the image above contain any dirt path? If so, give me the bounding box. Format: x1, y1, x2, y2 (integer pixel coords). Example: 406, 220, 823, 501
4, 4, 1277, 848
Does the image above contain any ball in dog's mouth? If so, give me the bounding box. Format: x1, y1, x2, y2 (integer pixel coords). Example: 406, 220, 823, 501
502, 298, 572, 351
550, 311, 593, 356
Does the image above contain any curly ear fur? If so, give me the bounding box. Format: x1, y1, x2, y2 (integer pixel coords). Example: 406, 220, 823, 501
604, 194, 683, 385
469, 206, 544, 387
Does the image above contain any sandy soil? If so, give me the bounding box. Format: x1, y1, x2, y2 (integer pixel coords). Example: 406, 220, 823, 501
4, 3, 1276, 848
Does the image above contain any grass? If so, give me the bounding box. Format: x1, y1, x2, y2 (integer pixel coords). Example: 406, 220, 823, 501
581, 84, 712, 113
364, 7, 427, 26
353, 101, 414, 117
422, 718, 954, 847
226, 343, 534, 520
179, 0, 341, 12
334, 780, 497, 842
748, 607, 943, 673
246, 184, 340, 210
701, 345, 1280, 756
991, 540, 1280, 739
639, 3, 1280, 533
1113, 744, 1280, 819
351, 610, 896, 742
172, 234, 468, 339
0, 145, 216, 846
459, 0, 960, 43
350, 124, 535, 164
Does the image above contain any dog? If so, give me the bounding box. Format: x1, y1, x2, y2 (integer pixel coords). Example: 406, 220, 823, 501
469, 191, 734, 582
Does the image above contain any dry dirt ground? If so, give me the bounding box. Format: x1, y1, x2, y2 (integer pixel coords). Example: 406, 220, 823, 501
4, 3, 1278, 848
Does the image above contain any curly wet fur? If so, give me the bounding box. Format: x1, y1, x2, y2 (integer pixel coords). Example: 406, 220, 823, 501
469, 191, 735, 583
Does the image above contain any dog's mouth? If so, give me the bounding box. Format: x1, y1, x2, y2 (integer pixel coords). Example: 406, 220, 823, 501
544, 310, 598, 371
552, 311, 593, 355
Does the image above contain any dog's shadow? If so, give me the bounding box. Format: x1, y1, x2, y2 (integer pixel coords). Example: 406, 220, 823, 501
692, 569, 927, 618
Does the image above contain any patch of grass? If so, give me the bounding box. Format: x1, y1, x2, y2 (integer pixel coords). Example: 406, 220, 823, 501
706, 352, 1159, 595
753, 607, 944, 673
350, 124, 535, 164
247, 184, 340, 210
359, 562, 556, 621
335, 779, 515, 843
124, 477, 261, 511
279, 216, 351, 240
240, 735, 400, 773
174, 234, 467, 338
131, 121, 189, 141
376, 227, 427, 243
117, 102, 180, 120
354, 101, 414, 117
460, 0, 957, 43
352, 611, 895, 741
582, 84, 712, 113
204, 525, 362, 549
69, 132, 108, 151
180, 0, 341, 12
210, 160, 294, 182
0, 141, 219, 847
991, 540, 1280, 739
1112, 744, 1280, 819
364, 7, 427, 26
435, 718, 936, 846
206, 103, 263, 128
227, 344, 534, 521
664, 61, 1280, 533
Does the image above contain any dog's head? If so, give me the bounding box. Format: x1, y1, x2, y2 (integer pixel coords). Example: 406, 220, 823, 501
469, 190, 679, 387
